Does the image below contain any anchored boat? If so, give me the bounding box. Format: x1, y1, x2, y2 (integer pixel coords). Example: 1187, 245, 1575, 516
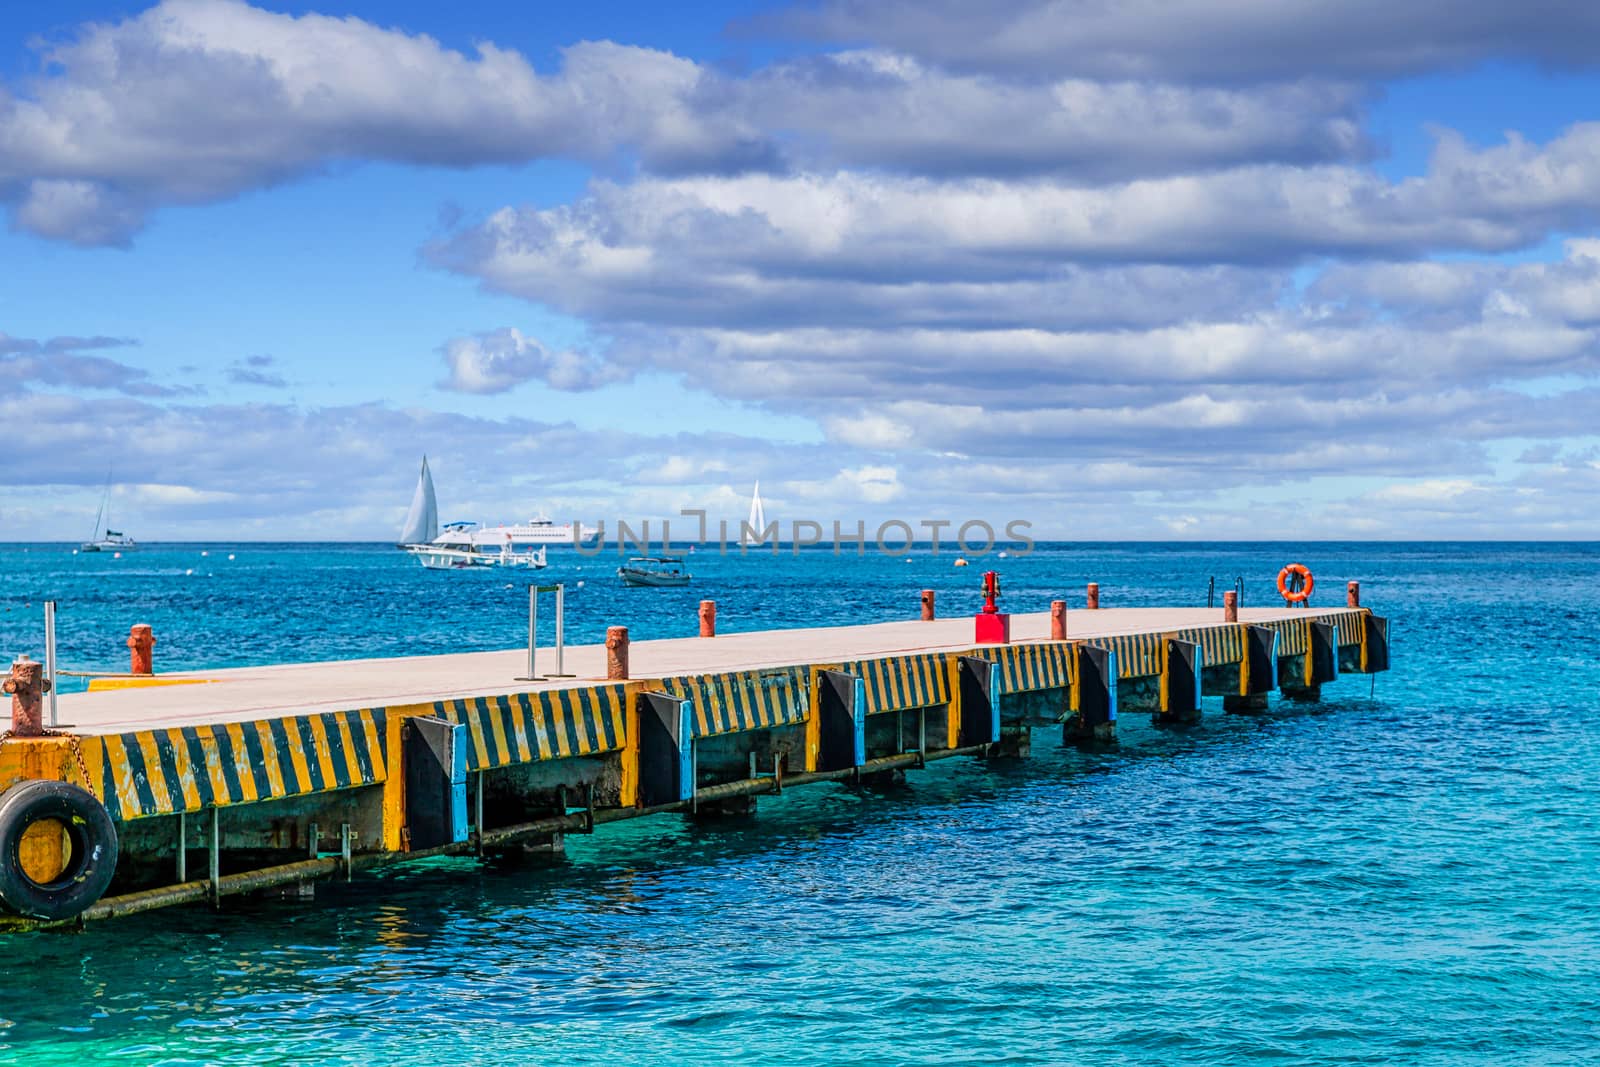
408, 522, 548, 570
81, 477, 137, 552
618, 556, 691, 587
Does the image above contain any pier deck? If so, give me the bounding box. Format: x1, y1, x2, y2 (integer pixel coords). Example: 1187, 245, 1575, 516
61, 606, 1339, 733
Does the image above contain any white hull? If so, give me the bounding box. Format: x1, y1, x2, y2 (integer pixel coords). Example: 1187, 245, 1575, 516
405, 543, 548, 570
81, 537, 138, 552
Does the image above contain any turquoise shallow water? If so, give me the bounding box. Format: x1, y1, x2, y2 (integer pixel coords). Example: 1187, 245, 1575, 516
2, 542, 1598, 1065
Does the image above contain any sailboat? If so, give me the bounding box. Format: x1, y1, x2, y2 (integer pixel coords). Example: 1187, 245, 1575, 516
81, 476, 137, 552
398, 457, 546, 570
398, 456, 439, 548
741, 480, 769, 547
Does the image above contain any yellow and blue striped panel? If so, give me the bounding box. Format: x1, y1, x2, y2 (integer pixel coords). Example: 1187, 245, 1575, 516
432, 686, 627, 770
1086, 633, 1163, 680
661, 666, 810, 738
968, 642, 1075, 695
97, 708, 387, 822
1261, 619, 1310, 658
1320, 609, 1368, 646
1173, 624, 1245, 667
844, 653, 951, 715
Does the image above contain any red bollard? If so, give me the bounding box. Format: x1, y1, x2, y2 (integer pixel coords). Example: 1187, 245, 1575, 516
1224, 590, 1238, 622
1347, 581, 1361, 608
128, 624, 155, 675
606, 626, 630, 680
1086, 582, 1100, 610
4, 655, 47, 737
974, 571, 1010, 643
1050, 600, 1067, 640
920, 589, 936, 621
699, 600, 717, 638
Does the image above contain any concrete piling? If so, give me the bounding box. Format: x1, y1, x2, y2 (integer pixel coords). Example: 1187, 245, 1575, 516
1224, 590, 1238, 622
1347, 581, 1360, 608
699, 600, 717, 638
1086, 582, 1100, 610
920, 589, 935, 621
605, 626, 629, 680
128, 624, 155, 675
1050, 600, 1066, 640
3, 655, 47, 737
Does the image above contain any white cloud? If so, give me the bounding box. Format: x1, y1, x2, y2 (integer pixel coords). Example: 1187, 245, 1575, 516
0, 0, 770, 243
438, 328, 628, 394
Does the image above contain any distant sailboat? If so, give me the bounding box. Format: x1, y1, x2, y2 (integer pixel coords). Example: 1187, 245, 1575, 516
81, 475, 137, 552
398, 456, 440, 547
741, 480, 769, 546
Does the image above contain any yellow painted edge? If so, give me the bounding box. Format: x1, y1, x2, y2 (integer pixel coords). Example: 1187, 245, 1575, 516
617, 682, 645, 808
86, 677, 217, 691
945, 655, 961, 750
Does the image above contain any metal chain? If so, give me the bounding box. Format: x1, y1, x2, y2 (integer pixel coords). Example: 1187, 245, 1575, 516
66, 735, 97, 800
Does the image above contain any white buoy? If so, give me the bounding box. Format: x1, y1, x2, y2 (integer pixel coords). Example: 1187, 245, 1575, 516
186, 568, 193, 576
577, 580, 585, 588
113, 552, 122, 559
998, 550, 1009, 558
228, 553, 235, 560
201, 550, 209, 557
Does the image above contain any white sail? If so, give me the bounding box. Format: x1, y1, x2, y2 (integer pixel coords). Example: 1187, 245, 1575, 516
399, 456, 439, 545
742, 480, 768, 546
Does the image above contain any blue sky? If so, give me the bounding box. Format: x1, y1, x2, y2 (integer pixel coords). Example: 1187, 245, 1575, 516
3, 0, 1600, 539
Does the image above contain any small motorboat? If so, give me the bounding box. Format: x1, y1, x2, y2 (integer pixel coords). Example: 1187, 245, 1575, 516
617, 556, 691, 587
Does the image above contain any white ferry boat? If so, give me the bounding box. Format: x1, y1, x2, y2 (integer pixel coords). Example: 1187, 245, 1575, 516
471, 517, 598, 548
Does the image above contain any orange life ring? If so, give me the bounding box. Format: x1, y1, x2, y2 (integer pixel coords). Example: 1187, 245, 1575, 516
1276, 563, 1314, 603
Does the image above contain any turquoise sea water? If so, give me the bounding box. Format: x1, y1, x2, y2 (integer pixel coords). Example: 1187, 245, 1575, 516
2, 542, 1598, 1065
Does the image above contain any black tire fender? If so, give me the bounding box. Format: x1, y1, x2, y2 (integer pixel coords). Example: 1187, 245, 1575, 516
0, 779, 119, 921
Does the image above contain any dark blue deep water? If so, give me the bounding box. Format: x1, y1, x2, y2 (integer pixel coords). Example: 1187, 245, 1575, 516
1, 542, 1597, 1065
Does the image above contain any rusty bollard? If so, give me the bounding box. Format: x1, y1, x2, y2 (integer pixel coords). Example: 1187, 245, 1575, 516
128, 623, 155, 675
1224, 589, 1238, 622
1347, 581, 1361, 608
4, 655, 48, 737
920, 589, 935, 621
1086, 582, 1100, 610
1050, 600, 1067, 640
699, 600, 717, 638
606, 626, 630, 680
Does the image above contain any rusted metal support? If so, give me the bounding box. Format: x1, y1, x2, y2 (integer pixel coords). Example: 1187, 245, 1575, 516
920, 589, 935, 621
3, 655, 47, 737
1050, 600, 1066, 640
1347, 581, 1360, 608
127, 624, 155, 675
605, 626, 629, 680
208, 807, 220, 903
1086, 582, 1100, 610
699, 600, 717, 638
1224, 589, 1238, 622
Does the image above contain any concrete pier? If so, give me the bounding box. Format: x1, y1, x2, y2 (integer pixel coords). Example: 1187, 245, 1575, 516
0, 602, 1389, 928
